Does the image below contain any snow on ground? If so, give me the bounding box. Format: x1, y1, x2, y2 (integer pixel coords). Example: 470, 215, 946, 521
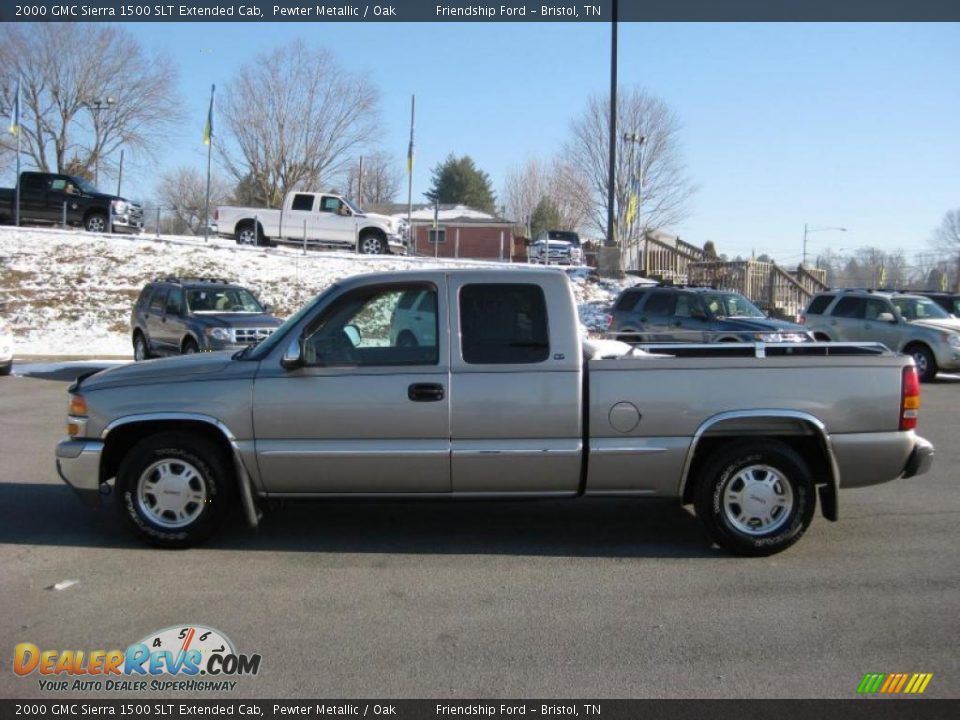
0, 226, 637, 357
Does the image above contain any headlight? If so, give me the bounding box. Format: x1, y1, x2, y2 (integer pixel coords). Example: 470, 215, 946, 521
111, 200, 127, 214
205, 327, 232, 342
759, 333, 783, 342
946, 334, 960, 349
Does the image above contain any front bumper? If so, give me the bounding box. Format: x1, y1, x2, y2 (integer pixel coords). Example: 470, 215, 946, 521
55, 439, 105, 508
111, 212, 144, 234
931, 344, 960, 372
902, 435, 935, 479
387, 234, 408, 255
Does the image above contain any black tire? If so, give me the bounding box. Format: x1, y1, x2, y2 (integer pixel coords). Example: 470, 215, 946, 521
0, 361, 11, 377
814, 333, 831, 342
132, 332, 151, 362
114, 431, 234, 548
182, 338, 199, 355
84, 212, 109, 233
235, 222, 267, 247
906, 344, 937, 382
693, 439, 816, 556
359, 232, 386, 255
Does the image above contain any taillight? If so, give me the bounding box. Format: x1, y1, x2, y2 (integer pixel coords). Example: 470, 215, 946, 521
900, 365, 920, 430
213, 208, 219, 220
605, 313, 613, 329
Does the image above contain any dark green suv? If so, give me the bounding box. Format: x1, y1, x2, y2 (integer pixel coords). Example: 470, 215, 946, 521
131, 277, 282, 360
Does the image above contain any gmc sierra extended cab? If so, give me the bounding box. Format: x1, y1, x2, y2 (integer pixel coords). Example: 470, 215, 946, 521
215, 191, 407, 254
55, 269, 934, 555
0, 171, 143, 233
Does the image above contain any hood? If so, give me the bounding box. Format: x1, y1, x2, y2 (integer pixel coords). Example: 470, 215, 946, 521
190, 312, 283, 329
85, 191, 139, 206
77, 352, 234, 392
360, 212, 401, 230
715, 317, 807, 333
910, 318, 960, 333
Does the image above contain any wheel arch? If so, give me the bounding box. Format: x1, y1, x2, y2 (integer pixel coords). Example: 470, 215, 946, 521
100, 414, 260, 528
678, 410, 840, 521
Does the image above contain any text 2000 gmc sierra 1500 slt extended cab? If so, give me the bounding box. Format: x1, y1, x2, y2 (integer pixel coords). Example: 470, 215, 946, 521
55, 269, 934, 555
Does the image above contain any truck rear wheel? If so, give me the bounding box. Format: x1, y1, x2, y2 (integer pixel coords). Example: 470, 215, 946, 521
115, 432, 233, 548
693, 439, 816, 556
235, 222, 262, 246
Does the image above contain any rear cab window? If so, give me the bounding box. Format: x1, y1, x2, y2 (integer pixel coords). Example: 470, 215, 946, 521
641, 291, 676, 316
148, 286, 169, 314
805, 295, 834, 315
831, 296, 865, 319
614, 289, 646, 312
460, 284, 549, 364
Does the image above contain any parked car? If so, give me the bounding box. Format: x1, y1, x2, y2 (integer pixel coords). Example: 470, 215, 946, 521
801, 289, 960, 381
215, 191, 407, 255
130, 277, 283, 360
389, 288, 438, 348
0, 320, 12, 376
0, 171, 143, 234
908, 291, 960, 317
58, 269, 932, 556
528, 230, 583, 265
609, 284, 813, 343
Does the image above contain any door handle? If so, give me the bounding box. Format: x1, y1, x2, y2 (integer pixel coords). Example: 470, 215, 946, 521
408, 383, 444, 402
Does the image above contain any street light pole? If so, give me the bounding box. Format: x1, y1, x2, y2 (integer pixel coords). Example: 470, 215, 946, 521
802, 223, 847, 267
85, 97, 116, 187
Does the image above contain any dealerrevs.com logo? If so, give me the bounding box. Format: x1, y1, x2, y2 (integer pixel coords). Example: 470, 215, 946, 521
13, 625, 262, 692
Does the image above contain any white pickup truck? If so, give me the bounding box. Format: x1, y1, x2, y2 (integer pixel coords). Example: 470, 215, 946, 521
215, 191, 407, 254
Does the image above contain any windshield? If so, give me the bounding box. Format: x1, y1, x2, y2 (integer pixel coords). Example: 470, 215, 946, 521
703, 292, 766, 319
244, 286, 339, 361
547, 231, 580, 245
186, 287, 264, 313
71, 176, 99, 194
893, 297, 951, 321
343, 197, 363, 214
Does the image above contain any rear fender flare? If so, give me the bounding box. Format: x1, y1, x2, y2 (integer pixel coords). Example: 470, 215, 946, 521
678, 409, 840, 521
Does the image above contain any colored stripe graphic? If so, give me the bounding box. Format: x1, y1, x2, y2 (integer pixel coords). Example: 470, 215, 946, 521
858, 672, 932, 694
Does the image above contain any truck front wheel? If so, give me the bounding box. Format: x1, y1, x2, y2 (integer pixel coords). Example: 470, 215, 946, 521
115, 432, 233, 548
85, 212, 109, 233
359, 231, 386, 254
693, 439, 816, 556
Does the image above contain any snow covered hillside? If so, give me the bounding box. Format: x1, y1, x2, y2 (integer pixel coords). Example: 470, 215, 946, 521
0, 227, 631, 357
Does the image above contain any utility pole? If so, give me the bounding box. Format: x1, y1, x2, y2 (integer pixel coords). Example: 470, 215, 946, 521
85, 97, 116, 187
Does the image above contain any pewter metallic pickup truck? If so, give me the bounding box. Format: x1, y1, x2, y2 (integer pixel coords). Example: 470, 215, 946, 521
55, 269, 934, 555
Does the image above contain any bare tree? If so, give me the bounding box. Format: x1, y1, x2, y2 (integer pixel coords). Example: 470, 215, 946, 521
341, 150, 402, 205
502, 156, 591, 235
0, 23, 181, 184
564, 87, 696, 242
221, 40, 381, 209
157, 166, 232, 236
932, 209, 960, 291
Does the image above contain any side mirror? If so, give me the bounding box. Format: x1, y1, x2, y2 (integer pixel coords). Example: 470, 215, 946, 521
877, 312, 896, 323
281, 337, 304, 369
344, 324, 361, 347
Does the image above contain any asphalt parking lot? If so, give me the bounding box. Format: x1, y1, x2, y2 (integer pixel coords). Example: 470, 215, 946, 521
1, 367, 958, 700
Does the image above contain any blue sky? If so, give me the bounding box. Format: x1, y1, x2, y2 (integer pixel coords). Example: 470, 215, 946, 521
111, 22, 960, 262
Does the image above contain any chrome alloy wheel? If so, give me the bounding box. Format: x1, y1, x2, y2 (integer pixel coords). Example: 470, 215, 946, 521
136, 459, 208, 529
237, 227, 257, 245
721, 464, 794, 536
360, 235, 384, 254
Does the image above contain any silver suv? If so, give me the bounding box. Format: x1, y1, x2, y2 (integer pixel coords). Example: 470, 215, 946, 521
802, 289, 960, 381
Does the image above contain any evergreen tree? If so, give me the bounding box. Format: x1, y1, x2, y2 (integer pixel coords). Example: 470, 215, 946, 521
529, 196, 563, 239
425, 154, 496, 213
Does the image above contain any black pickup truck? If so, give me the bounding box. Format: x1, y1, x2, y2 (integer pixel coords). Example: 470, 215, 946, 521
0, 171, 143, 234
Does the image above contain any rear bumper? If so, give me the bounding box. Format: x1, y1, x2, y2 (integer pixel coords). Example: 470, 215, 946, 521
901, 435, 935, 479
832, 431, 934, 488
55, 439, 104, 508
